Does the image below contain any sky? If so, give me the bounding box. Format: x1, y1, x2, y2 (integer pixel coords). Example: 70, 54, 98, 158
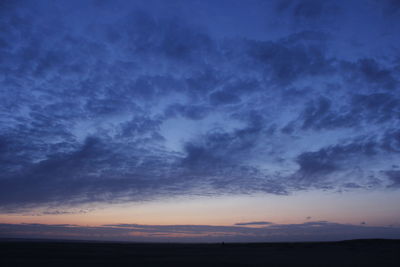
0, 0, 400, 242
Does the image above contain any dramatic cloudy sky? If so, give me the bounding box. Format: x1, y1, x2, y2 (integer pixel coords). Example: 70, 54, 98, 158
1, 0, 400, 241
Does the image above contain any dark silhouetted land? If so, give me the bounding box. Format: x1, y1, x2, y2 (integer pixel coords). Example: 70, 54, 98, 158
1, 239, 400, 266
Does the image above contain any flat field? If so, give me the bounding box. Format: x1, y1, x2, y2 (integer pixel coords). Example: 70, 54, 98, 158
1, 239, 399, 266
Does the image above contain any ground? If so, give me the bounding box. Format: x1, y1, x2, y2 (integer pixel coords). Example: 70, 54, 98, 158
1, 239, 399, 266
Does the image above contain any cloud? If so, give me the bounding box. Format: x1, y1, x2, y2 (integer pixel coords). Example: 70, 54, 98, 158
385, 171, 400, 188
377, 0, 400, 15
41, 209, 88, 215
209, 90, 241, 106
164, 104, 210, 120
234, 221, 273, 226
290, 136, 392, 187
0, 0, 399, 211
295, 149, 339, 178
341, 58, 398, 91
179, 113, 268, 174
381, 129, 400, 153
275, 0, 341, 27
0, 136, 181, 208
1, 221, 400, 242
246, 33, 333, 85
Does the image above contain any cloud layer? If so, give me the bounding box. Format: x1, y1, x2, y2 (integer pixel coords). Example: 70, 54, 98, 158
1, 221, 399, 242
0, 0, 399, 210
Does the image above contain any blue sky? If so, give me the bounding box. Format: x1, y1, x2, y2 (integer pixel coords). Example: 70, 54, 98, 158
0, 0, 400, 241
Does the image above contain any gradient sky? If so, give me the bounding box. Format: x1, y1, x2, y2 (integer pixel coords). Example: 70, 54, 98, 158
1, 0, 400, 242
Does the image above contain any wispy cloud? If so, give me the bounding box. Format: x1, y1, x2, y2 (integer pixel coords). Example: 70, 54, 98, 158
234, 221, 273, 226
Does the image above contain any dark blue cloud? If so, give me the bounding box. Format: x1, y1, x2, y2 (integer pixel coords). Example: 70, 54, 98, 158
164, 104, 210, 120
0, 0, 399, 211
246, 34, 333, 86
274, 0, 341, 30
385, 171, 400, 188
209, 89, 241, 106
378, 0, 400, 15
